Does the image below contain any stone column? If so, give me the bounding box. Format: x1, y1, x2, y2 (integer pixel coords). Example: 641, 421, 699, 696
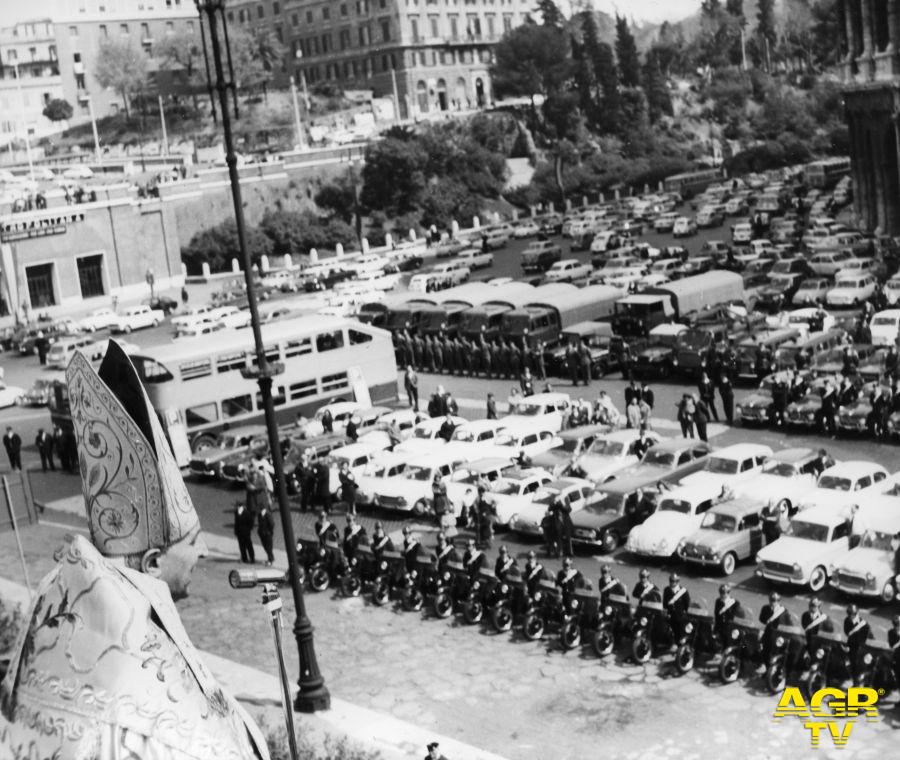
862, 0, 875, 55
873, 117, 888, 234
889, 0, 900, 72
846, 0, 859, 60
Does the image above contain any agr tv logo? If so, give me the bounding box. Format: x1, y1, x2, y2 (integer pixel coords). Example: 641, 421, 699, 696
773, 687, 881, 749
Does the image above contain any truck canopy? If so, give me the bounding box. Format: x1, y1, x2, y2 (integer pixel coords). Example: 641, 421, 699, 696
429, 281, 500, 308
643, 271, 744, 318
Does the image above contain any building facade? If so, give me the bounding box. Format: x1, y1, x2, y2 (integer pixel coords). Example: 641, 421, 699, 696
0, 20, 66, 146
284, 0, 532, 118
839, 0, 900, 234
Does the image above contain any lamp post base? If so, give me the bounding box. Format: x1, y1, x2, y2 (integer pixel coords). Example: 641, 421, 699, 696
293, 617, 331, 712
294, 687, 331, 713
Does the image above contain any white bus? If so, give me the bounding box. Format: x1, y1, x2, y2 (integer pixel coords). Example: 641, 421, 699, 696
125, 315, 397, 458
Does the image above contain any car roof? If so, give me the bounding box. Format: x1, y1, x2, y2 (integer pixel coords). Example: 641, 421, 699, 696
820, 460, 884, 478
709, 443, 772, 459
646, 438, 709, 454
769, 447, 816, 464
547, 477, 593, 490
660, 481, 723, 503
600, 429, 646, 443
330, 442, 382, 458
222, 424, 268, 437
458, 457, 513, 472
858, 499, 900, 532
514, 392, 570, 404
558, 423, 612, 440
792, 506, 848, 527
456, 419, 506, 433
649, 323, 687, 337
707, 497, 765, 519
407, 450, 466, 467
501, 468, 546, 482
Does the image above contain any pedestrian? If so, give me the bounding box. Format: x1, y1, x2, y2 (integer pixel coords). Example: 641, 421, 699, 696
404, 366, 419, 411
566, 343, 579, 386
424, 741, 449, 760
424, 336, 435, 373
477, 487, 495, 549
480, 337, 492, 377
35, 331, 49, 366
439, 413, 457, 442
693, 393, 710, 442
486, 392, 497, 420
338, 461, 357, 514
52, 424, 67, 471
541, 506, 559, 558
553, 495, 574, 558
412, 333, 424, 369
321, 407, 334, 433
433, 335, 444, 373
719, 372, 734, 425
35, 428, 54, 472
638, 396, 652, 430
626, 397, 641, 429
3, 426, 21, 471
444, 392, 459, 416
344, 415, 359, 443
821, 380, 837, 436
579, 341, 592, 385
315, 458, 332, 512
678, 394, 695, 439
640, 381, 654, 411
698, 371, 718, 422
181, 286, 189, 307
520, 367, 535, 397
624, 380, 639, 409
233, 500, 256, 564
256, 498, 276, 566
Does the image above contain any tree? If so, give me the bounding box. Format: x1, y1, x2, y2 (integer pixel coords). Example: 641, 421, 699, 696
642, 51, 673, 124
93, 38, 148, 118
181, 219, 272, 274
757, 0, 777, 68
615, 15, 641, 87
259, 210, 354, 255
42, 98, 73, 122
314, 175, 357, 224
491, 23, 572, 99
360, 137, 428, 216
535, 0, 565, 27
582, 14, 620, 134
226, 26, 271, 95
154, 30, 205, 106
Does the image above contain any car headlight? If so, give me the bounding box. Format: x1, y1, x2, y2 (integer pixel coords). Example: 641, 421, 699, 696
828, 564, 836, 575
710, 551, 719, 561
735, 404, 743, 415
672, 358, 679, 366
472, 581, 480, 591
792, 563, 802, 576
731, 628, 740, 640
509, 513, 518, 525
676, 539, 687, 553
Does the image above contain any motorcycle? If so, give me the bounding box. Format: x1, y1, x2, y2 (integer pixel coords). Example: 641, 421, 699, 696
717, 605, 762, 684
463, 569, 498, 625
593, 592, 633, 658
371, 549, 405, 606
432, 561, 471, 619
764, 615, 806, 694
858, 639, 898, 696
560, 588, 600, 651
673, 600, 715, 675
522, 579, 577, 642
399, 554, 438, 612
296, 537, 344, 593
487, 575, 522, 633
631, 591, 667, 663
805, 628, 852, 695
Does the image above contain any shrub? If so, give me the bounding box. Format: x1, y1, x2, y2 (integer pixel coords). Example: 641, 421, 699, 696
260, 715, 382, 760
0, 597, 24, 655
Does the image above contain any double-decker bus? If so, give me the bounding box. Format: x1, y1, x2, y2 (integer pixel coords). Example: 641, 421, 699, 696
662, 168, 725, 199
805, 157, 851, 190
50, 315, 398, 464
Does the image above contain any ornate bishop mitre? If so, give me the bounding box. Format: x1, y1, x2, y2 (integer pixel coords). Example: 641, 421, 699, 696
65, 340, 200, 558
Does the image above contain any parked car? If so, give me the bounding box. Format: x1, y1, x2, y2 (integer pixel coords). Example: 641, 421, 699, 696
793, 278, 831, 306
695, 207, 725, 228
110, 305, 165, 333
568, 429, 664, 482
18, 377, 60, 407
483, 468, 556, 527
530, 423, 611, 477
544, 259, 592, 283
830, 505, 900, 601
678, 443, 772, 491
678, 497, 769, 575
826, 273, 877, 308
521, 241, 563, 273
78, 308, 120, 332
456, 247, 494, 270
570, 480, 658, 552
507, 477, 601, 537
373, 449, 476, 515
654, 213, 678, 233
188, 425, 268, 476
793, 461, 890, 513
611, 439, 713, 487
672, 217, 697, 237
732, 447, 822, 516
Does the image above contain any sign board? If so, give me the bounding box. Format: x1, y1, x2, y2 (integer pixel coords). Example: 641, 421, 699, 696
347, 365, 371, 408
1, 222, 67, 243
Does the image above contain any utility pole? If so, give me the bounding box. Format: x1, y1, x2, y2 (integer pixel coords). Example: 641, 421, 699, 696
12, 64, 34, 182
194, 0, 330, 714
87, 95, 101, 162
289, 76, 306, 150
158, 94, 169, 155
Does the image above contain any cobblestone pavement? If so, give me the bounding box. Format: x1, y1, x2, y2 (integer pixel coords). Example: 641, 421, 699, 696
2, 521, 898, 760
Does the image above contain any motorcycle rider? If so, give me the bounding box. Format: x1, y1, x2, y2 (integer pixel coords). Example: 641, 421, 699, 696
844, 604, 872, 684
523, 551, 550, 597
801, 597, 830, 653
314, 509, 339, 546
597, 564, 626, 605
494, 545, 518, 581
462, 538, 487, 581
758, 591, 788, 667
342, 514, 369, 562
663, 573, 691, 640
370, 520, 394, 560
632, 568, 657, 607
401, 525, 427, 573
714, 583, 740, 648
435, 532, 460, 572
555, 557, 585, 602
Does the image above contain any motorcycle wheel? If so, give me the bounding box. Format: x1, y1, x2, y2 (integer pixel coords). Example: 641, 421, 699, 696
310, 566, 330, 593
675, 643, 695, 675
341, 574, 362, 598
593, 627, 615, 657
561, 620, 581, 650
433, 593, 453, 619
805, 669, 826, 699
404, 589, 424, 612
765, 660, 787, 694
372, 579, 391, 606
464, 600, 484, 625
632, 632, 652, 663
719, 649, 741, 683
491, 604, 513, 633
523, 613, 545, 641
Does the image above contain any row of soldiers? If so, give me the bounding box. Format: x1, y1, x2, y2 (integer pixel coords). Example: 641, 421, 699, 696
394, 328, 549, 380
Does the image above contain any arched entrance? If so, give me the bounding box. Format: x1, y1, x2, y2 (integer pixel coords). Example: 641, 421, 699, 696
416, 80, 428, 114
455, 77, 467, 109
475, 77, 485, 107
436, 78, 448, 111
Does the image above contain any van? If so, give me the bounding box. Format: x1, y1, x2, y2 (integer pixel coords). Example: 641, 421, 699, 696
430, 260, 470, 286
870, 309, 900, 346
774, 329, 845, 371
481, 228, 511, 251
46, 335, 99, 368
521, 241, 562, 273
734, 328, 803, 380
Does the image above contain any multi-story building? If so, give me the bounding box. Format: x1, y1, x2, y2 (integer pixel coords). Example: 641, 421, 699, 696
0, 19, 66, 146
42, 0, 198, 125
285, 0, 532, 118
838, 0, 900, 234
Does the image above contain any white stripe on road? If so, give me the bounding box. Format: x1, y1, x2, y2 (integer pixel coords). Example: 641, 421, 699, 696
0, 410, 50, 424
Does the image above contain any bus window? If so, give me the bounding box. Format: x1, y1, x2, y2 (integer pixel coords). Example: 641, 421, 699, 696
284, 338, 312, 357
180, 359, 213, 380
289, 379, 317, 400
132, 355, 174, 383
217, 352, 245, 373
223, 394, 253, 418
348, 329, 372, 345
316, 331, 345, 352
185, 402, 218, 428
321, 372, 349, 393
251, 345, 280, 367
257, 386, 287, 408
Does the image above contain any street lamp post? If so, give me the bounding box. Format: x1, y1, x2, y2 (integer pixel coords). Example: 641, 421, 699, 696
194, 0, 330, 713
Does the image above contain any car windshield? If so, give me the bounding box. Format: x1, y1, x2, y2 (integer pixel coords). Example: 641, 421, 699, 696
705, 457, 740, 475
511, 403, 543, 416
453, 470, 479, 484
590, 492, 627, 514
452, 429, 478, 442
679, 331, 711, 350
533, 490, 561, 506
495, 481, 524, 495
642, 450, 675, 467
872, 317, 897, 326
762, 461, 799, 477
326, 456, 349, 468
700, 512, 737, 531
817, 476, 852, 491
558, 438, 583, 453
405, 466, 435, 481
803, 279, 828, 290
659, 498, 693, 514
413, 427, 435, 440
588, 439, 625, 457
859, 530, 896, 551
789, 520, 830, 542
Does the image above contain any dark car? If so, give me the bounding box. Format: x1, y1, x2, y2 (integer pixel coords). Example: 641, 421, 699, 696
756, 274, 803, 313
673, 325, 730, 378
570, 480, 659, 553
837, 381, 889, 435
736, 371, 810, 426
304, 268, 354, 292
858, 348, 891, 382
632, 324, 687, 379
546, 321, 618, 379
610, 439, 713, 489
147, 296, 179, 315
785, 375, 863, 429
384, 254, 423, 273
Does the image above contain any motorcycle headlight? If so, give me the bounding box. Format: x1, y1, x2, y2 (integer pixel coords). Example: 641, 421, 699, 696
443, 572, 451, 581
570, 599, 580, 610
735, 404, 743, 415
863, 653, 873, 665
685, 622, 694, 633
604, 605, 613, 616
806, 412, 815, 420
410, 570, 418, 580
534, 592, 542, 602
639, 616, 648, 627
815, 648, 825, 660
380, 561, 388, 571
672, 358, 679, 366
472, 581, 481, 590
350, 557, 358, 567
500, 584, 509, 594
731, 628, 740, 640
775, 636, 785, 648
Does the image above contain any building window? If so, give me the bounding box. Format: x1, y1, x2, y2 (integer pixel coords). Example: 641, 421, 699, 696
76, 254, 105, 298
503, 14, 512, 31
449, 14, 459, 38
7, 50, 17, 62
26, 263, 55, 308
120, 23, 129, 35
381, 19, 390, 40
187, 20, 195, 33
410, 17, 419, 41
275, 26, 283, 43
322, 34, 330, 52
185, 403, 217, 428
68, 26, 78, 37
340, 3, 348, 16
323, 6, 330, 19
223, 394, 253, 418
165, 21, 174, 34
98, 23, 108, 37
486, 14, 495, 37
258, 5, 264, 18
429, 15, 439, 37
340, 29, 351, 49
306, 10, 313, 22
291, 12, 299, 26
273, 0, 280, 13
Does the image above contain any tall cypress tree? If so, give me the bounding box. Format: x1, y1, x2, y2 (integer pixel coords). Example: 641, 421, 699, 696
583, 12, 620, 134
615, 15, 641, 87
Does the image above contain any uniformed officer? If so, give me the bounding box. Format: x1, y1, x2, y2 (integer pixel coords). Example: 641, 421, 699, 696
424, 335, 435, 373
435, 533, 460, 572
486, 392, 498, 420
510, 341, 523, 379
499, 340, 512, 379
520, 367, 535, 397
314, 509, 339, 546
579, 341, 592, 385
663, 573, 691, 639
343, 514, 369, 562
534, 341, 547, 381
494, 545, 518, 581
758, 591, 787, 664
433, 334, 445, 373
714, 583, 740, 648
463, 538, 487, 581
719, 371, 735, 425
801, 597, 830, 652
370, 520, 394, 560
480, 336, 492, 377
597, 564, 626, 605
401, 525, 427, 573
632, 568, 657, 606
395, 331, 409, 368
412, 333, 424, 370
523, 550, 549, 597
566, 343, 580, 386
888, 615, 900, 688
632, 428, 652, 460
556, 557, 585, 602
844, 604, 872, 681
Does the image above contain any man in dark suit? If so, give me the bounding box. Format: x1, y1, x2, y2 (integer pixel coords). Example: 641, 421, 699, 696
52, 424, 67, 471
35, 428, 55, 472
758, 591, 787, 663
624, 380, 640, 409
3, 426, 21, 471
233, 500, 256, 564
663, 573, 691, 638
640, 382, 655, 410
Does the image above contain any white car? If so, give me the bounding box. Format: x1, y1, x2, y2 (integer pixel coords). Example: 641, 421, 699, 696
590, 230, 621, 253
678, 443, 772, 490
755, 506, 853, 591
324, 442, 389, 496
884, 275, 900, 305
825, 273, 877, 307
373, 449, 475, 514
213, 305, 252, 329
456, 248, 494, 270
297, 401, 367, 439
568, 429, 664, 482
346, 254, 389, 276
444, 458, 519, 516
513, 221, 540, 239
171, 304, 223, 330
442, 419, 510, 457
430, 260, 470, 286
503, 392, 570, 433
544, 259, 592, 283
79, 308, 120, 332
393, 415, 466, 454
830, 505, 900, 602
793, 278, 831, 306
62, 165, 94, 180
173, 323, 225, 341
0, 382, 25, 408
869, 309, 900, 346
507, 477, 600, 537
653, 212, 678, 233
354, 451, 413, 506
795, 461, 890, 513
487, 425, 561, 461
372, 408, 427, 440
110, 305, 165, 333
625, 482, 723, 558
733, 447, 822, 516
488, 469, 556, 526
672, 216, 697, 237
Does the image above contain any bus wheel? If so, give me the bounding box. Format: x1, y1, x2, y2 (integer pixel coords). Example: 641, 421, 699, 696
192, 435, 217, 454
